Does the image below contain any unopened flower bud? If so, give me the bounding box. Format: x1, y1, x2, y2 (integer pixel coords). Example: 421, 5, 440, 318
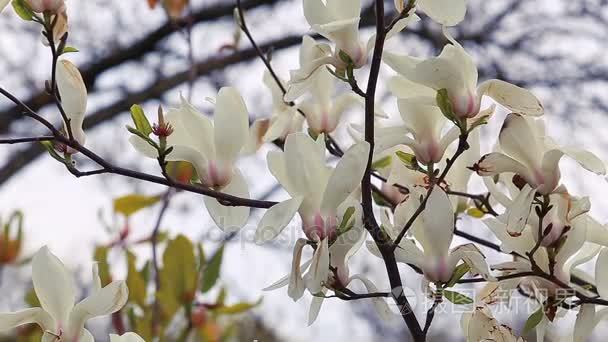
27, 0, 65, 13
152, 106, 174, 138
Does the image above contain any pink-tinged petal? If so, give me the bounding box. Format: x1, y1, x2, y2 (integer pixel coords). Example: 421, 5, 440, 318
473, 152, 533, 181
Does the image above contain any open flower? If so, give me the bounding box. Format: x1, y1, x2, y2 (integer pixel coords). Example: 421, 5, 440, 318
56, 59, 87, 152
129, 88, 251, 232
473, 114, 605, 195
303, 0, 367, 68
110, 333, 146, 342
384, 27, 543, 119
0, 246, 128, 341
368, 189, 494, 284
255, 133, 369, 296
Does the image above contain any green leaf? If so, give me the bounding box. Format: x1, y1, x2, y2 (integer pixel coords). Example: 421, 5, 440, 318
212, 298, 262, 315
436, 88, 456, 122
130, 104, 153, 137
445, 263, 471, 288
40, 141, 69, 165
113, 194, 161, 217
161, 235, 198, 304
12, 0, 35, 21
468, 114, 491, 133
61, 46, 79, 54
372, 155, 392, 170
395, 151, 419, 171
127, 251, 147, 308
201, 245, 224, 293
443, 289, 473, 305
523, 307, 544, 333
337, 206, 356, 234
93, 246, 112, 287
466, 208, 486, 218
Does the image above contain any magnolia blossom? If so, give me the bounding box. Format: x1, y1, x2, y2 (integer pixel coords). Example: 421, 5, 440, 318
384, 27, 543, 119
27, 0, 66, 13
394, 0, 467, 26
246, 70, 303, 151
56, 59, 87, 152
130, 88, 251, 231
0, 247, 128, 341
262, 200, 391, 324
474, 114, 605, 196
254, 133, 369, 296
461, 307, 523, 342
110, 333, 146, 342
368, 189, 494, 284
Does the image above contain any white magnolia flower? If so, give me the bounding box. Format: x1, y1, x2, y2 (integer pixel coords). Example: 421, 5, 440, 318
246, 70, 303, 152
368, 189, 494, 283
130, 88, 251, 232
0, 247, 128, 342
255, 133, 369, 297
303, 0, 367, 68
110, 332, 146, 342
56, 59, 87, 152
384, 27, 543, 119
27, 0, 66, 13
461, 307, 523, 342
474, 114, 605, 195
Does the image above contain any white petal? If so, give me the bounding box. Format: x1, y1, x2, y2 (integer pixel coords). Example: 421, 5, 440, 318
383, 51, 423, 80
499, 114, 542, 171
110, 332, 147, 342
449, 244, 495, 281
348, 275, 393, 321
255, 196, 303, 244
418, 189, 454, 256
595, 247, 608, 299
214, 87, 249, 164
478, 79, 544, 116
308, 289, 326, 326
574, 304, 595, 342
304, 238, 330, 294
128, 136, 158, 159
586, 217, 608, 246
168, 96, 214, 158
242, 118, 270, 155
0, 0, 9, 12
32, 246, 76, 325
504, 185, 536, 236
56, 59, 87, 121
288, 239, 310, 301
483, 217, 535, 255
264, 260, 312, 291
474, 153, 532, 179
69, 281, 129, 339
203, 170, 250, 232
418, 0, 467, 26
560, 146, 606, 175
321, 141, 370, 213
267, 150, 296, 196
330, 204, 365, 285
0, 308, 52, 332
284, 133, 328, 209
387, 76, 435, 99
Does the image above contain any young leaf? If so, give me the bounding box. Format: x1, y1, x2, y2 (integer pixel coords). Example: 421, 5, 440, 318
337, 206, 356, 233
436, 88, 456, 122
113, 194, 161, 217
130, 104, 153, 137
466, 208, 485, 219
523, 307, 544, 333
443, 289, 473, 305
93, 246, 112, 287
212, 298, 262, 315
61, 46, 79, 54
201, 245, 224, 293
445, 263, 471, 288
372, 155, 392, 170
12, 0, 35, 21
161, 235, 198, 304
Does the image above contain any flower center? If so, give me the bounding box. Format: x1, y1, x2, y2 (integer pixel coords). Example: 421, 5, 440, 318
303, 212, 338, 241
